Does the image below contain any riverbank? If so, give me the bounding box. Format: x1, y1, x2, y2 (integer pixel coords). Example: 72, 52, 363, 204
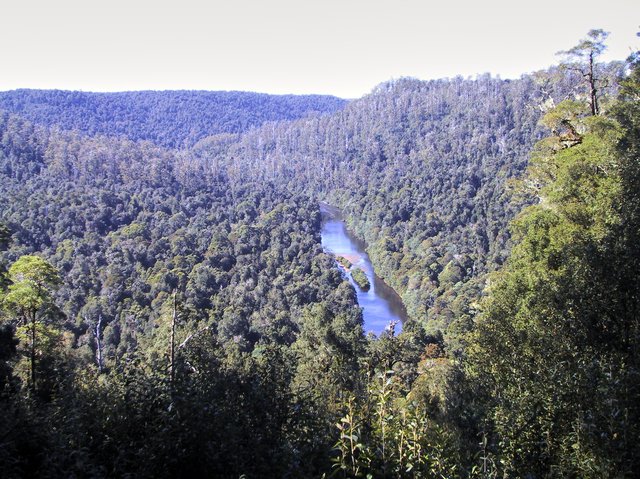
320, 203, 407, 335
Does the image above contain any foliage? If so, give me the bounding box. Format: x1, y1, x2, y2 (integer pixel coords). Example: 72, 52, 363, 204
200, 64, 618, 342
557, 29, 610, 115
0, 89, 346, 148
0, 31, 637, 476
2, 255, 63, 395
466, 54, 640, 477
332, 368, 461, 478
351, 267, 370, 291
336, 255, 352, 269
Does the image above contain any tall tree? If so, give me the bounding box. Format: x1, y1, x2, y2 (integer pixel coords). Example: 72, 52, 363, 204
558, 29, 609, 115
0, 224, 17, 390
0, 223, 9, 250
3, 255, 62, 392
467, 56, 640, 476
0, 223, 10, 289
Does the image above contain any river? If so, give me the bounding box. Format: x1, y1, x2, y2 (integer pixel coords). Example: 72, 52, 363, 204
320, 203, 407, 335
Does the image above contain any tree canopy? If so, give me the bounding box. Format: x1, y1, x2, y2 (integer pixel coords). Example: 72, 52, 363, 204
0, 29, 638, 477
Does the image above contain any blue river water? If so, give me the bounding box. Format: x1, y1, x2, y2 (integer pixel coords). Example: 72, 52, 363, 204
320, 205, 407, 335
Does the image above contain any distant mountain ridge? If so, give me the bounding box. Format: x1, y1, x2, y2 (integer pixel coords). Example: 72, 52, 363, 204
0, 89, 347, 148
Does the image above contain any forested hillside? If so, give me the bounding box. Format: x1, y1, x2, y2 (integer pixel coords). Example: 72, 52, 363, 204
467, 52, 640, 476
0, 110, 366, 356
0, 90, 347, 148
0, 111, 370, 476
197, 66, 620, 346
0, 30, 638, 477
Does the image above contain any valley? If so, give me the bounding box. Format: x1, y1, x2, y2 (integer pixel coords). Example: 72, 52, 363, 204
0, 29, 638, 477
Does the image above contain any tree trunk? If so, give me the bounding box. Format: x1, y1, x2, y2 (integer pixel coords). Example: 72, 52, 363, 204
30, 312, 36, 392
170, 290, 177, 388
95, 314, 104, 373
589, 51, 599, 116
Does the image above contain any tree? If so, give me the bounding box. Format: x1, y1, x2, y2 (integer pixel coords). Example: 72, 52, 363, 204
0, 223, 9, 251
3, 255, 62, 392
0, 223, 10, 289
558, 29, 609, 115
467, 56, 640, 476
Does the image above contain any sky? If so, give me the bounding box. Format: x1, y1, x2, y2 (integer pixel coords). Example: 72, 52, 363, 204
1, 0, 638, 99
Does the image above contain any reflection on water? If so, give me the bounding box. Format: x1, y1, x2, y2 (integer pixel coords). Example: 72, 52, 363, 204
320, 204, 407, 335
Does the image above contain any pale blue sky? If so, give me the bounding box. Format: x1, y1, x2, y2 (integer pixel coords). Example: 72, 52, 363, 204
2, 0, 638, 98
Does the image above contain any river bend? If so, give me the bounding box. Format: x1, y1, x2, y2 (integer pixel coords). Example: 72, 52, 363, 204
320, 204, 407, 335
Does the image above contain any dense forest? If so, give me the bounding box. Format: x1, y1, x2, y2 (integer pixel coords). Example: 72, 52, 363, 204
0, 90, 347, 148
0, 30, 639, 477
